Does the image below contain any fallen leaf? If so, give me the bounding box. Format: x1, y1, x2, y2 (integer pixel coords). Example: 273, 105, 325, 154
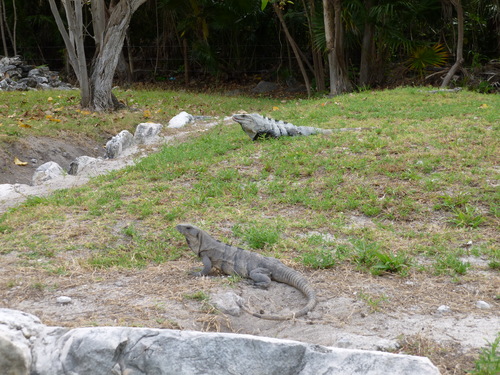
47, 97, 53, 102
143, 109, 152, 118
49, 118, 62, 123
272, 106, 279, 111
479, 104, 488, 109
14, 157, 28, 166
17, 121, 31, 128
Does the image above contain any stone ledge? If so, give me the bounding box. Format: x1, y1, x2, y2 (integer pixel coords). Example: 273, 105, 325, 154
0, 308, 440, 375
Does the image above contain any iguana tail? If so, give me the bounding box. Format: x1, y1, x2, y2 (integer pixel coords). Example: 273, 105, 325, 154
242, 266, 317, 321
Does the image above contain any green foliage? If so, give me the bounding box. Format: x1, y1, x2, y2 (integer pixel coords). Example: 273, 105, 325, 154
183, 291, 209, 301
301, 248, 336, 269
351, 239, 412, 276
434, 252, 470, 276
406, 44, 449, 74
469, 333, 500, 375
357, 291, 389, 312
448, 205, 486, 229
233, 223, 281, 249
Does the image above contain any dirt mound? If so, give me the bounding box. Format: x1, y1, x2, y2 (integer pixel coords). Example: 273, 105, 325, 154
0, 135, 104, 185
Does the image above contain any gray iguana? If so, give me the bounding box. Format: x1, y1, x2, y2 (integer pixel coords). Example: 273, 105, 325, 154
232, 113, 368, 141
176, 223, 317, 320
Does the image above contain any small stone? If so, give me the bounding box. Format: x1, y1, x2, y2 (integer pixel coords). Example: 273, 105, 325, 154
56, 296, 72, 304
134, 122, 162, 144
105, 130, 134, 158
211, 292, 244, 316
68, 156, 99, 175
475, 301, 491, 309
168, 111, 194, 128
32, 161, 64, 185
437, 305, 451, 313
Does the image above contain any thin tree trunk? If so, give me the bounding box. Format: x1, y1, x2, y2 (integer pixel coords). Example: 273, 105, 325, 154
273, 3, 312, 97
306, 0, 325, 91
323, 0, 352, 96
0, 0, 8, 56
441, 0, 464, 88
49, 0, 91, 107
183, 38, 189, 84
359, 0, 374, 87
11, 0, 16, 55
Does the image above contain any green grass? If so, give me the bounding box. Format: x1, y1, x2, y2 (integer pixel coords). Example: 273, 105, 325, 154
0, 87, 498, 279
469, 332, 500, 375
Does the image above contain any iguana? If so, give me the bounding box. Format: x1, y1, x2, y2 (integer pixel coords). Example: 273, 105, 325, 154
232, 113, 369, 141
176, 224, 317, 320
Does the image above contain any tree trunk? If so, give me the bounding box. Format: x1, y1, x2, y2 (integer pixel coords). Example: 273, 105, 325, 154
49, 0, 147, 111
0, 0, 8, 56
359, 0, 374, 87
323, 0, 352, 96
303, 0, 326, 91
273, 3, 312, 97
49, 0, 91, 106
11, 0, 16, 55
183, 38, 190, 84
441, 0, 464, 88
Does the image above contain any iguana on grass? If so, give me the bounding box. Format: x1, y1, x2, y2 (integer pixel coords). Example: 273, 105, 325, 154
232, 113, 368, 141
176, 223, 317, 320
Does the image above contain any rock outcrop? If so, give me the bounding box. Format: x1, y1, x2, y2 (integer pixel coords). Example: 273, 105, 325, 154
0, 56, 73, 91
0, 308, 440, 375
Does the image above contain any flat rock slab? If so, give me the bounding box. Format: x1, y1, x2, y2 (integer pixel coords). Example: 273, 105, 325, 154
1, 309, 439, 375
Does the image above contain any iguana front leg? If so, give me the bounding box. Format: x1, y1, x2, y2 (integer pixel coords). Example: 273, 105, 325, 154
191, 254, 213, 276
249, 267, 272, 289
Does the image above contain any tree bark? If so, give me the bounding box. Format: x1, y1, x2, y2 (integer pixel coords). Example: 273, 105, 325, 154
441, 0, 464, 88
49, 0, 147, 111
49, 0, 91, 107
303, 0, 325, 91
359, 0, 374, 87
323, 0, 352, 96
0, 0, 8, 56
273, 3, 312, 97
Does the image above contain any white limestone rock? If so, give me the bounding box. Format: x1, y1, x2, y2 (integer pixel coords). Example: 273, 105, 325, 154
68, 156, 99, 176
211, 292, 244, 316
32, 161, 64, 185
0, 308, 440, 375
475, 301, 491, 309
134, 122, 163, 144
168, 111, 194, 128
105, 130, 134, 159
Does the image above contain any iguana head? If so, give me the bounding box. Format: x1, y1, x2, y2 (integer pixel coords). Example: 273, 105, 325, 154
232, 113, 265, 140
176, 223, 206, 255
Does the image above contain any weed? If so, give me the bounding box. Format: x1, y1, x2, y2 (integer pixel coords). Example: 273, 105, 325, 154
449, 205, 486, 228
357, 291, 388, 312
31, 282, 45, 291
469, 333, 500, 375
350, 239, 411, 276
434, 252, 470, 275
222, 274, 243, 287
435, 193, 471, 211
370, 251, 412, 277
301, 249, 336, 269
122, 224, 139, 238
6, 280, 17, 288
232, 223, 281, 249
183, 291, 209, 301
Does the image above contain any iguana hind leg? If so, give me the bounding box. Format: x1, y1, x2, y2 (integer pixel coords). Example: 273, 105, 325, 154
249, 267, 272, 288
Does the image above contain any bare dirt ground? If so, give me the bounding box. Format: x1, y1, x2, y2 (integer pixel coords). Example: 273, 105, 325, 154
0, 119, 498, 374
